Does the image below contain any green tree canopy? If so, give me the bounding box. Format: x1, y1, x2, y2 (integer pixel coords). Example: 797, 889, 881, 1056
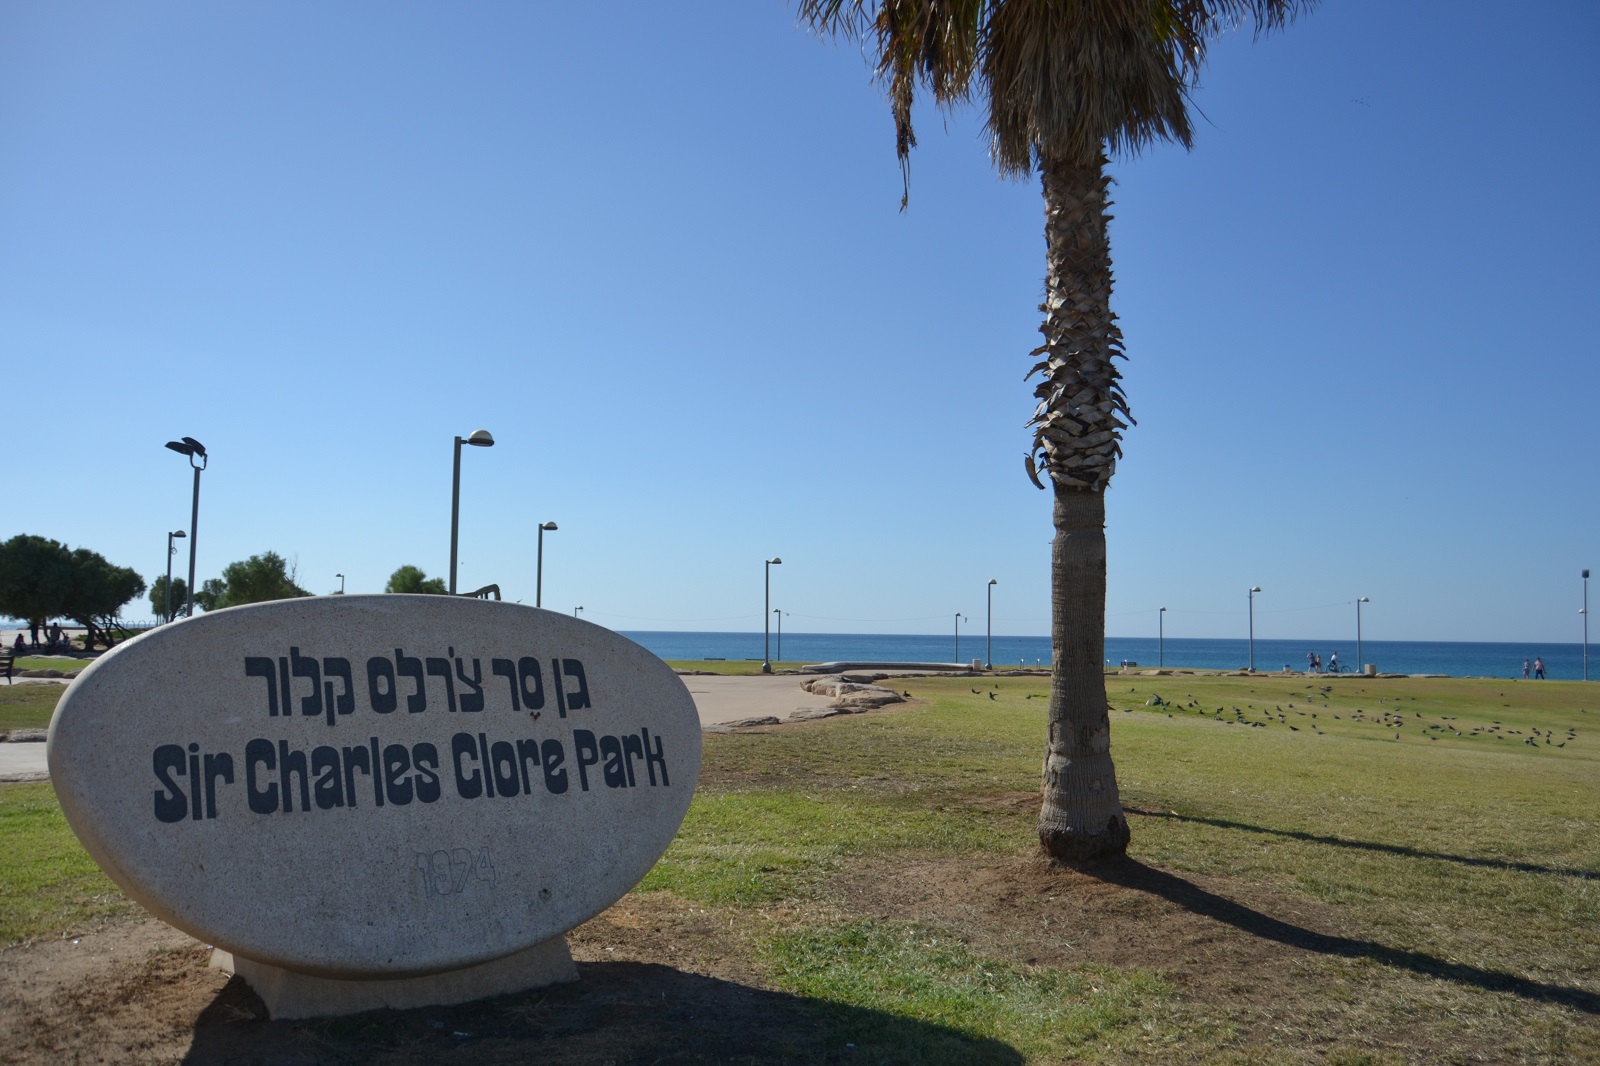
0, 534, 76, 636
385, 565, 448, 595
194, 552, 309, 611
149, 575, 189, 622
0, 534, 145, 648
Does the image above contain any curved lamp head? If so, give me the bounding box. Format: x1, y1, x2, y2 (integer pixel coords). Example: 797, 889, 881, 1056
1358, 596, 1370, 603
540, 521, 558, 531
989, 578, 998, 586
463, 429, 495, 447
1160, 606, 1167, 613
170, 530, 186, 539
1250, 586, 1262, 593
164, 441, 193, 456
768, 557, 782, 565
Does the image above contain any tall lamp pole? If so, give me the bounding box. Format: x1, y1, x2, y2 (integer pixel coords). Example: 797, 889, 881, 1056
536, 521, 558, 608
164, 437, 207, 617
986, 579, 997, 669
1247, 587, 1262, 673
1356, 596, 1370, 672
164, 530, 186, 623
1584, 569, 1590, 682
335, 573, 345, 595
763, 558, 782, 673
449, 430, 495, 594
954, 612, 966, 664
1159, 606, 1167, 668
774, 609, 784, 664
574, 606, 584, 618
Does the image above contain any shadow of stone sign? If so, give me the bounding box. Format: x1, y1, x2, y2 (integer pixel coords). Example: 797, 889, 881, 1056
180, 962, 1027, 1065
47, 596, 702, 1020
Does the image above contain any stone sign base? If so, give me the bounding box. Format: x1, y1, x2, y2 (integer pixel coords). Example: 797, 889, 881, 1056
211, 937, 578, 1020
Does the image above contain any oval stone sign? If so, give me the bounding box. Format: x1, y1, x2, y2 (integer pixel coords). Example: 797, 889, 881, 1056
48, 596, 701, 980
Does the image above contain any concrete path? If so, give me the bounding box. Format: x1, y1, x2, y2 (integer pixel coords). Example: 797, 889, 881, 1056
0, 673, 840, 782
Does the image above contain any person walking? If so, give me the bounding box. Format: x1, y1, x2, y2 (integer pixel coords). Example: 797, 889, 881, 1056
1534, 656, 1546, 680
1523, 658, 1531, 679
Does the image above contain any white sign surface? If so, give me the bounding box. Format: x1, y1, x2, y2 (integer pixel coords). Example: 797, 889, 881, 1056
48, 596, 701, 979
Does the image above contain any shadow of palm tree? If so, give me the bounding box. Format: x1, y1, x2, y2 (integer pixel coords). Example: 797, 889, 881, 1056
1088, 856, 1600, 1014
182, 960, 1025, 1065
1127, 806, 1599, 880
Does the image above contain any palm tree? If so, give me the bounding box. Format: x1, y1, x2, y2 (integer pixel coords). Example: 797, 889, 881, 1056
798, 0, 1314, 861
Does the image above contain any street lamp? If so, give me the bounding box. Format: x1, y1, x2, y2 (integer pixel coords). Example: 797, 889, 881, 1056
1583, 569, 1590, 682
163, 530, 186, 623
536, 522, 558, 608
1356, 597, 1370, 672
986, 579, 998, 669
1159, 606, 1167, 668
448, 429, 495, 595
954, 612, 966, 664
574, 606, 584, 618
164, 437, 207, 617
1247, 587, 1262, 673
335, 573, 345, 595
774, 608, 784, 664
763, 558, 782, 673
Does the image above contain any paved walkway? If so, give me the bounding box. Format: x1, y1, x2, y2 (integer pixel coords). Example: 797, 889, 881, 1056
0, 673, 841, 782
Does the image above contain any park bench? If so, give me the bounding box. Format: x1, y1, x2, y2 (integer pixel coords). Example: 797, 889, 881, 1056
1, 651, 14, 684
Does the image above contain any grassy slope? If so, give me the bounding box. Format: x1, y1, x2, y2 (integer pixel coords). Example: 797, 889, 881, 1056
2, 670, 1595, 1062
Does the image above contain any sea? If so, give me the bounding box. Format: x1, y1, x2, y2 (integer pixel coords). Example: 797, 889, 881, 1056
620, 631, 1595, 682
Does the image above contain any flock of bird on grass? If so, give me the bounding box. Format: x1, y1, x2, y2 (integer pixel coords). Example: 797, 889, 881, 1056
959, 683, 1582, 751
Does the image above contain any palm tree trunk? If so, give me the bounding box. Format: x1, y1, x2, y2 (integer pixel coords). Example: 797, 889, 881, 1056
1034, 152, 1130, 862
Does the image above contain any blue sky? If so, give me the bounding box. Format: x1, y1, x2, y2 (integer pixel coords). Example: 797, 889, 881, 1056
3, 1, 1595, 644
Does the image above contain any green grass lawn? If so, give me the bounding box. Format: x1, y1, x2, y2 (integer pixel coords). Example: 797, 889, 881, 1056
3, 669, 1596, 1063
0, 683, 63, 730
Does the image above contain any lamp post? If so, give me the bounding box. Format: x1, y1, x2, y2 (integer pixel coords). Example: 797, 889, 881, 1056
574, 606, 584, 618
536, 521, 558, 608
1356, 596, 1370, 671
335, 573, 345, 595
1159, 606, 1167, 668
1247, 587, 1262, 673
1584, 569, 1590, 682
164, 530, 186, 623
164, 437, 207, 617
763, 558, 782, 673
448, 430, 495, 594
986, 579, 997, 669
954, 612, 966, 664
774, 609, 784, 664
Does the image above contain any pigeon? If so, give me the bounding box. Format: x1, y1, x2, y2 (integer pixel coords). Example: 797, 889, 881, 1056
988, 692, 997, 701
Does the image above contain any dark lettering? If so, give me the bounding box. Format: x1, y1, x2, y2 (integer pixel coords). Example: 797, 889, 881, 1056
552, 660, 568, 718
452, 732, 483, 799
490, 740, 519, 796
518, 657, 545, 710
516, 737, 540, 794
396, 648, 426, 712
600, 734, 627, 788
412, 742, 441, 803
244, 657, 278, 716
322, 657, 354, 725
370, 737, 384, 806
491, 658, 519, 710
541, 738, 568, 794
204, 752, 233, 819
152, 744, 187, 823
643, 728, 669, 787
383, 743, 414, 806
455, 653, 484, 713
426, 655, 457, 712
290, 646, 322, 720
341, 744, 372, 807
562, 659, 592, 711
246, 738, 278, 814
312, 746, 344, 810
622, 731, 643, 788
367, 656, 397, 713
573, 729, 598, 791
278, 740, 310, 813
478, 732, 495, 797
187, 743, 202, 820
